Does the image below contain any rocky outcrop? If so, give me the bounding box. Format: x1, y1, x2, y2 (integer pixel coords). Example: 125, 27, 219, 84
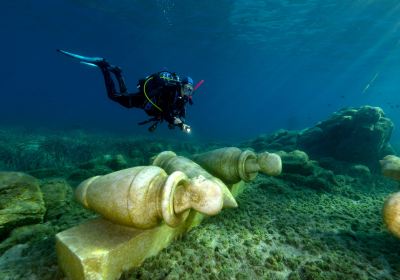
298, 106, 394, 170
241, 129, 298, 153
78, 154, 128, 171
0, 223, 54, 255
277, 150, 338, 191
0, 172, 46, 240
40, 179, 73, 221
242, 106, 394, 171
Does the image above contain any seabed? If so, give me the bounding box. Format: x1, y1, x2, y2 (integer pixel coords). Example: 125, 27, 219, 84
0, 119, 399, 280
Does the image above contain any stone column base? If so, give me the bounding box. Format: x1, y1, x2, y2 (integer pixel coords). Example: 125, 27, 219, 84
56, 182, 244, 280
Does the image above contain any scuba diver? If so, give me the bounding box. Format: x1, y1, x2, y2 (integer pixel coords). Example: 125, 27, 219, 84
57, 49, 203, 133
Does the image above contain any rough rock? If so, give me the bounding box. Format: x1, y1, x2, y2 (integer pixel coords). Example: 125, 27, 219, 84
78, 154, 128, 171
276, 150, 338, 191
0, 172, 46, 240
242, 106, 395, 171
298, 106, 394, 170
40, 179, 73, 221
67, 169, 94, 183
277, 150, 315, 176
348, 164, 371, 179
240, 129, 298, 152
0, 223, 54, 255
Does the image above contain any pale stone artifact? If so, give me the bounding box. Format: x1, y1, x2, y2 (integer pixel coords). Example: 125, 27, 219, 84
57, 147, 275, 280
192, 147, 282, 184
75, 165, 228, 229
383, 192, 400, 238
152, 150, 238, 208
380, 155, 400, 181
380, 155, 400, 238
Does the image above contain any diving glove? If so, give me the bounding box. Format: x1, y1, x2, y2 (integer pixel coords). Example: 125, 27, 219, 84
182, 124, 191, 133
173, 117, 183, 125
172, 117, 191, 133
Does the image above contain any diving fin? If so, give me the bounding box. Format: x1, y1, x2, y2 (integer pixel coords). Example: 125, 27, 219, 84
57, 49, 107, 67
80, 61, 99, 68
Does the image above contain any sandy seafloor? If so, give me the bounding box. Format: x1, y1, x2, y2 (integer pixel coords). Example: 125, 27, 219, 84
0, 127, 399, 280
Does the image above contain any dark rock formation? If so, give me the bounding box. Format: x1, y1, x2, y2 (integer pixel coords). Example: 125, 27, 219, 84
78, 154, 128, 171
40, 179, 73, 221
298, 106, 394, 170
241, 129, 298, 153
0, 223, 54, 255
277, 150, 338, 191
0, 172, 46, 240
241, 106, 394, 171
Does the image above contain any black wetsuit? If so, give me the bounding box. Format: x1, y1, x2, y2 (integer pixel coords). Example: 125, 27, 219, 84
100, 65, 190, 128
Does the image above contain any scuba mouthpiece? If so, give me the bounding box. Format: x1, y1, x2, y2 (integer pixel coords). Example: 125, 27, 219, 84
193, 80, 204, 91
188, 79, 204, 104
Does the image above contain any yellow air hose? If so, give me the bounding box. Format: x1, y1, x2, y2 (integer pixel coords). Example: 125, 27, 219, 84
143, 75, 180, 113
144, 77, 163, 112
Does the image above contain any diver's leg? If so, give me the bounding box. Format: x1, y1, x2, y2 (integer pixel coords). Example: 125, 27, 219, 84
98, 64, 144, 109
116, 92, 145, 108
109, 66, 128, 94
128, 92, 146, 108
99, 66, 120, 102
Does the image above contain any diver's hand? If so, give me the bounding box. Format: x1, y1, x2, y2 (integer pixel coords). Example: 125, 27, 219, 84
182, 124, 191, 133
173, 117, 183, 125
172, 117, 191, 133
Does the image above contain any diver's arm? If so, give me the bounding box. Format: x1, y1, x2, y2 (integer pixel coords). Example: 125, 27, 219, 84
178, 105, 186, 119
163, 112, 176, 126
160, 89, 179, 125
174, 96, 192, 132
162, 105, 185, 129
169, 112, 191, 132
175, 99, 189, 129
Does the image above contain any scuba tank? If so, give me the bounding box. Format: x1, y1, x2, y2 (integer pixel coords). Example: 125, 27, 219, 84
137, 71, 181, 131
137, 71, 180, 93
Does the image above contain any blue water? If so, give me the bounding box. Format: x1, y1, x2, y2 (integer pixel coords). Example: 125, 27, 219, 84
1, 1, 400, 141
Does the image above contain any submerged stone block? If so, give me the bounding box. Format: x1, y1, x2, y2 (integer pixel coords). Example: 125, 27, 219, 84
56, 218, 187, 280
56, 181, 245, 280
56, 151, 249, 280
